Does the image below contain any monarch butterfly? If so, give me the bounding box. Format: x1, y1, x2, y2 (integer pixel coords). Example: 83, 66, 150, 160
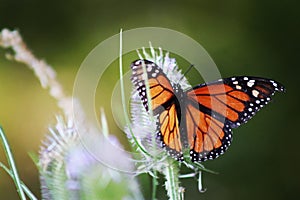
130, 59, 285, 162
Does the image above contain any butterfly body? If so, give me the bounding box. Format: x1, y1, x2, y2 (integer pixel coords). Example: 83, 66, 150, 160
130, 59, 285, 162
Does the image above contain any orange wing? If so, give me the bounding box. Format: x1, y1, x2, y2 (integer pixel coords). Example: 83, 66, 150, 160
158, 103, 183, 160
131, 59, 286, 163
185, 103, 231, 162
131, 60, 174, 113
131, 60, 183, 160
185, 76, 285, 162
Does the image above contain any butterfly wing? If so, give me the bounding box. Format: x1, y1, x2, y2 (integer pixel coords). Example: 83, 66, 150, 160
130, 59, 183, 160
186, 76, 285, 162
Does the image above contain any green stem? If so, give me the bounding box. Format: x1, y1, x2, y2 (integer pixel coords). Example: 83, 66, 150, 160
164, 159, 182, 200
118, 29, 151, 157
0, 126, 27, 200
0, 163, 38, 200
151, 170, 158, 200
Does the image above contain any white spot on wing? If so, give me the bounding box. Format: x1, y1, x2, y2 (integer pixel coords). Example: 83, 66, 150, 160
252, 90, 259, 97
247, 81, 255, 87
147, 66, 152, 72
236, 85, 242, 90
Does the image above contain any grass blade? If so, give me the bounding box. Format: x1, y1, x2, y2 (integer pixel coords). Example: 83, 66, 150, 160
0, 126, 27, 200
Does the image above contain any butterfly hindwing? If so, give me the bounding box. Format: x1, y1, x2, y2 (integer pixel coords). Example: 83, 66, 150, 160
185, 102, 232, 162
157, 103, 183, 160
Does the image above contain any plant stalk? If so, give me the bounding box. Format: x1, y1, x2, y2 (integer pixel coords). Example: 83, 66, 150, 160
0, 127, 27, 200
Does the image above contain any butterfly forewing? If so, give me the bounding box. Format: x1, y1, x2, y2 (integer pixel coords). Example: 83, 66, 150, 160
130, 59, 184, 160
131, 60, 174, 113
188, 76, 285, 128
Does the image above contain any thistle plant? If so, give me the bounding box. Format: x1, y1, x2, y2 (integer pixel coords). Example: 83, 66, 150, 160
39, 114, 142, 200
124, 47, 185, 199
0, 29, 143, 200
123, 45, 214, 200
0, 28, 213, 200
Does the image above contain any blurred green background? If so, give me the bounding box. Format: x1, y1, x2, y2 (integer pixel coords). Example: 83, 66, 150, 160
0, 0, 299, 199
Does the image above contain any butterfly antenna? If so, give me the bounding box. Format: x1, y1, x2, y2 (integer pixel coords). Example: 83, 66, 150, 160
178, 64, 194, 83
